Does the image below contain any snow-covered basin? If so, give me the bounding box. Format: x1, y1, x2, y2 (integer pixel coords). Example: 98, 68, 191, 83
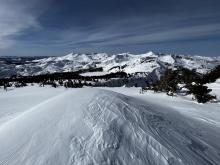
0, 85, 220, 164
80, 71, 108, 76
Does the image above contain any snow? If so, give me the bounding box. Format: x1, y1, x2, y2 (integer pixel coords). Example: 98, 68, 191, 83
1, 52, 219, 78
0, 86, 66, 125
80, 71, 108, 76
0, 84, 220, 165
207, 79, 220, 98
158, 55, 175, 64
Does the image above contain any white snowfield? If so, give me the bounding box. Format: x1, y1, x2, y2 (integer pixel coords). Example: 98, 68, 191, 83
0, 85, 220, 165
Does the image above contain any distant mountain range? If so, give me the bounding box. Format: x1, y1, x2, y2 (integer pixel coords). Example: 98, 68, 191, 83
0, 51, 220, 79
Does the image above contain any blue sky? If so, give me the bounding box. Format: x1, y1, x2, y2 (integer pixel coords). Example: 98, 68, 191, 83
0, 0, 220, 56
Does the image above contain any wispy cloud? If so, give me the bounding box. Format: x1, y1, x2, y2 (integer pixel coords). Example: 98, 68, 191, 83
50, 16, 220, 49
83, 23, 220, 47
0, 0, 220, 56
0, 0, 43, 49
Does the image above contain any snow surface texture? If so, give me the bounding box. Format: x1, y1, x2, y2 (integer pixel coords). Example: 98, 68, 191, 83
0, 84, 220, 165
0, 52, 220, 78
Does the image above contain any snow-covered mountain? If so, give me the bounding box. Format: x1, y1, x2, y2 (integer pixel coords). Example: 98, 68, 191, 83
0, 51, 220, 78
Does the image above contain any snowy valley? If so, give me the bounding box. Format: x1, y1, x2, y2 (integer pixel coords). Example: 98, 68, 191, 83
1, 0, 220, 164
0, 52, 220, 165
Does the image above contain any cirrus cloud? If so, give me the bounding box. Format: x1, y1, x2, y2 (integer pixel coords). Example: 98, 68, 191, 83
0, 0, 48, 49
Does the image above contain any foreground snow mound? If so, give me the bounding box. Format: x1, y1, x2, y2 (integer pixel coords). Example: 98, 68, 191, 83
0, 88, 220, 165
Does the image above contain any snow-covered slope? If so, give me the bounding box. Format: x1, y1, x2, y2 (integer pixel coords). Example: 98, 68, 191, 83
0, 52, 219, 78
0, 85, 220, 165
207, 79, 220, 99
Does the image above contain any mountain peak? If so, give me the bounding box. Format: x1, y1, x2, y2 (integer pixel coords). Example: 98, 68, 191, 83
0, 52, 219, 79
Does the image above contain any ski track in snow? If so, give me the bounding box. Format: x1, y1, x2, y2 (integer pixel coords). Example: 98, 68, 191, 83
0, 87, 220, 165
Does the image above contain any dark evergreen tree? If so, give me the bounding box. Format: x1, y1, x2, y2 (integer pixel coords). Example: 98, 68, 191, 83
187, 84, 216, 103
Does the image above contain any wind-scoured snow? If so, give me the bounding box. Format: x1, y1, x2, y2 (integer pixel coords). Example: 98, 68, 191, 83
0, 84, 220, 165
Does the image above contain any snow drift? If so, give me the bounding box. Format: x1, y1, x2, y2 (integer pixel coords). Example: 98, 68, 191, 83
0, 87, 220, 165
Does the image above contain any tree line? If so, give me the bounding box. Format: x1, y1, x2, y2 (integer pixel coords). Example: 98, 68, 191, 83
147, 65, 220, 103
0, 70, 128, 89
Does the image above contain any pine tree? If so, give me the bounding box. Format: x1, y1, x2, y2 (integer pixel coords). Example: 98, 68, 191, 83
187, 84, 216, 103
